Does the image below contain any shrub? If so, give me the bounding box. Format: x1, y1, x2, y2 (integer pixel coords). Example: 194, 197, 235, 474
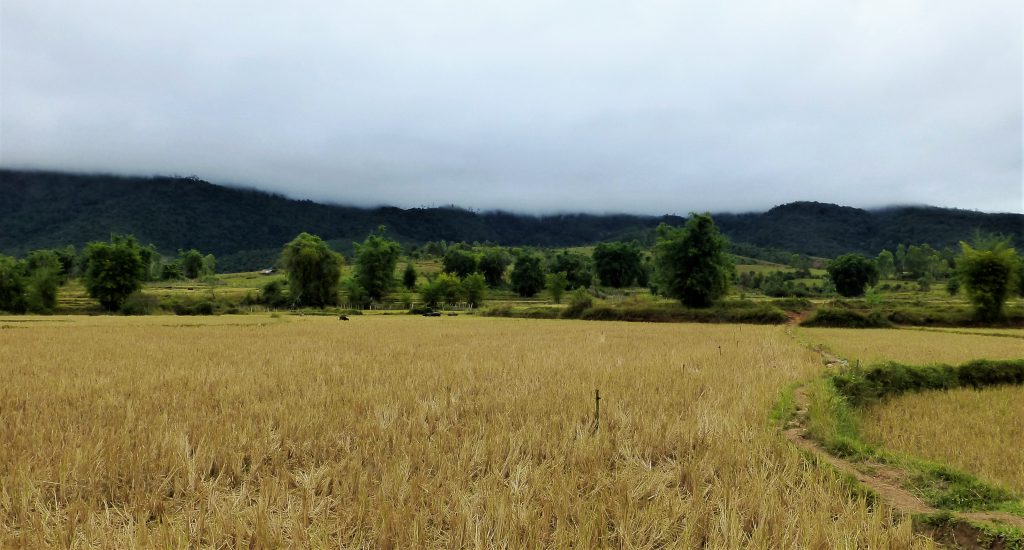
831, 359, 1024, 406
801, 307, 891, 328
259, 280, 290, 308
561, 288, 594, 318
171, 299, 216, 316
120, 292, 158, 315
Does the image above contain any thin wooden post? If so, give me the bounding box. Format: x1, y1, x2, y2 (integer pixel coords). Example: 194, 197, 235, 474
593, 389, 601, 434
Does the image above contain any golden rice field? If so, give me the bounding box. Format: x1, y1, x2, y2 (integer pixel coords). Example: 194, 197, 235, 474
798, 327, 1024, 365
1, 315, 929, 548
859, 385, 1024, 494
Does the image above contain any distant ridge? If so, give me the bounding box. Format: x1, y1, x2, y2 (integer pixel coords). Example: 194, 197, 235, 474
2, 169, 1021, 271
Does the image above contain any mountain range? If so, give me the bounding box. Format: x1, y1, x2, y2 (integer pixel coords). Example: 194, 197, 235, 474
2, 169, 1021, 271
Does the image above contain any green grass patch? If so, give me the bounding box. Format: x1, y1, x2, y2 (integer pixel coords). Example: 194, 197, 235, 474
802, 378, 1024, 515
831, 359, 1024, 407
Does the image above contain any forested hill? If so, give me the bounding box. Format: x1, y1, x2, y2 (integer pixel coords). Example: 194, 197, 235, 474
2, 169, 1021, 271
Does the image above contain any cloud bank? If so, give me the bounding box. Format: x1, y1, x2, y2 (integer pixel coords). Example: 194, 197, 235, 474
1, 0, 1021, 213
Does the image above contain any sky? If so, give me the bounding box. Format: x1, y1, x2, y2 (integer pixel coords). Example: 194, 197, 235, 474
1, 0, 1021, 214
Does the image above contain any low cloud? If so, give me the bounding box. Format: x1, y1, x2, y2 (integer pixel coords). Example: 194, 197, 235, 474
1, 0, 1020, 213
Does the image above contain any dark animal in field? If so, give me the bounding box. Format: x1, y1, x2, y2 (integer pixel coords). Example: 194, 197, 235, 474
422, 312, 441, 317
339, 315, 349, 321
447, 313, 457, 316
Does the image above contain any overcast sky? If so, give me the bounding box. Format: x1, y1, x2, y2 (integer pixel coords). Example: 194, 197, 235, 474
1, 1, 1021, 214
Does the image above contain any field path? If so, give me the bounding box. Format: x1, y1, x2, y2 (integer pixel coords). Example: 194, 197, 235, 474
783, 387, 1024, 529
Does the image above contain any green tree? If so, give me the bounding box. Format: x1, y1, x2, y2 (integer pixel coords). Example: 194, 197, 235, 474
957, 236, 1018, 321
510, 253, 545, 297
25, 261, 60, 313
84, 235, 148, 311
259, 279, 290, 308
547, 251, 592, 289
593, 242, 645, 288
342, 276, 370, 308
280, 232, 343, 307
876, 250, 895, 279
0, 256, 27, 313
460, 273, 488, 307
161, 262, 184, 280
202, 254, 217, 277
354, 230, 402, 301
402, 262, 418, 290
653, 214, 732, 308
138, 245, 159, 281
420, 273, 461, 307
904, 244, 939, 279
53, 245, 77, 280
478, 248, 512, 287
179, 249, 205, 279
442, 248, 478, 278
945, 275, 960, 296
545, 271, 569, 304
826, 254, 880, 297
895, 244, 906, 279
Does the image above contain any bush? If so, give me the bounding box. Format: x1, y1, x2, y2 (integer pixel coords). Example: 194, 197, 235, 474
171, 299, 216, 316
831, 359, 1024, 406
561, 288, 594, 318
120, 291, 158, 315
771, 297, 812, 313
259, 280, 290, 308
800, 307, 891, 328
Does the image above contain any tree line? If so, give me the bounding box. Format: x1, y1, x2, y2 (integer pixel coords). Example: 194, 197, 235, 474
256, 214, 732, 311
2, 213, 1021, 322
0, 239, 218, 313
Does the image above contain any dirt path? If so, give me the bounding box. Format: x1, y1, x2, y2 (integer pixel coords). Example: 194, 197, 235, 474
783, 386, 1024, 530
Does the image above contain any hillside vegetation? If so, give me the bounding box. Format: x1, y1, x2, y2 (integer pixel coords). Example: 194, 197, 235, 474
4, 169, 1021, 271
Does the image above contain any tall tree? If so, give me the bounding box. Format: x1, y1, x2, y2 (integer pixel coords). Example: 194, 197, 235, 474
442, 248, 478, 278
957, 236, 1018, 321
510, 253, 545, 298
827, 254, 880, 297
0, 256, 27, 313
547, 251, 592, 289
653, 214, 732, 307
875, 250, 895, 279
593, 242, 644, 288
478, 248, 512, 287
895, 244, 907, 279
84, 235, 148, 311
281, 232, 343, 307
460, 273, 488, 307
179, 249, 206, 279
354, 229, 402, 301
402, 262, 418, 290
545, 271, 569, 304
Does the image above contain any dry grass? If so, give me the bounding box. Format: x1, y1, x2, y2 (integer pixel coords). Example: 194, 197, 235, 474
798, 327, 1024, 365
859, 386, 1024, 494
1, 315, 927, 548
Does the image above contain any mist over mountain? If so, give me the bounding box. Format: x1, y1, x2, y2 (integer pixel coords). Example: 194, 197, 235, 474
2, 169, 1021, 271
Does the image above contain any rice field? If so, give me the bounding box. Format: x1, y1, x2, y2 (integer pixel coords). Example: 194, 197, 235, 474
0, 315, 927, 548
859, 385, 1024, 494
798, 327, 1024, 365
